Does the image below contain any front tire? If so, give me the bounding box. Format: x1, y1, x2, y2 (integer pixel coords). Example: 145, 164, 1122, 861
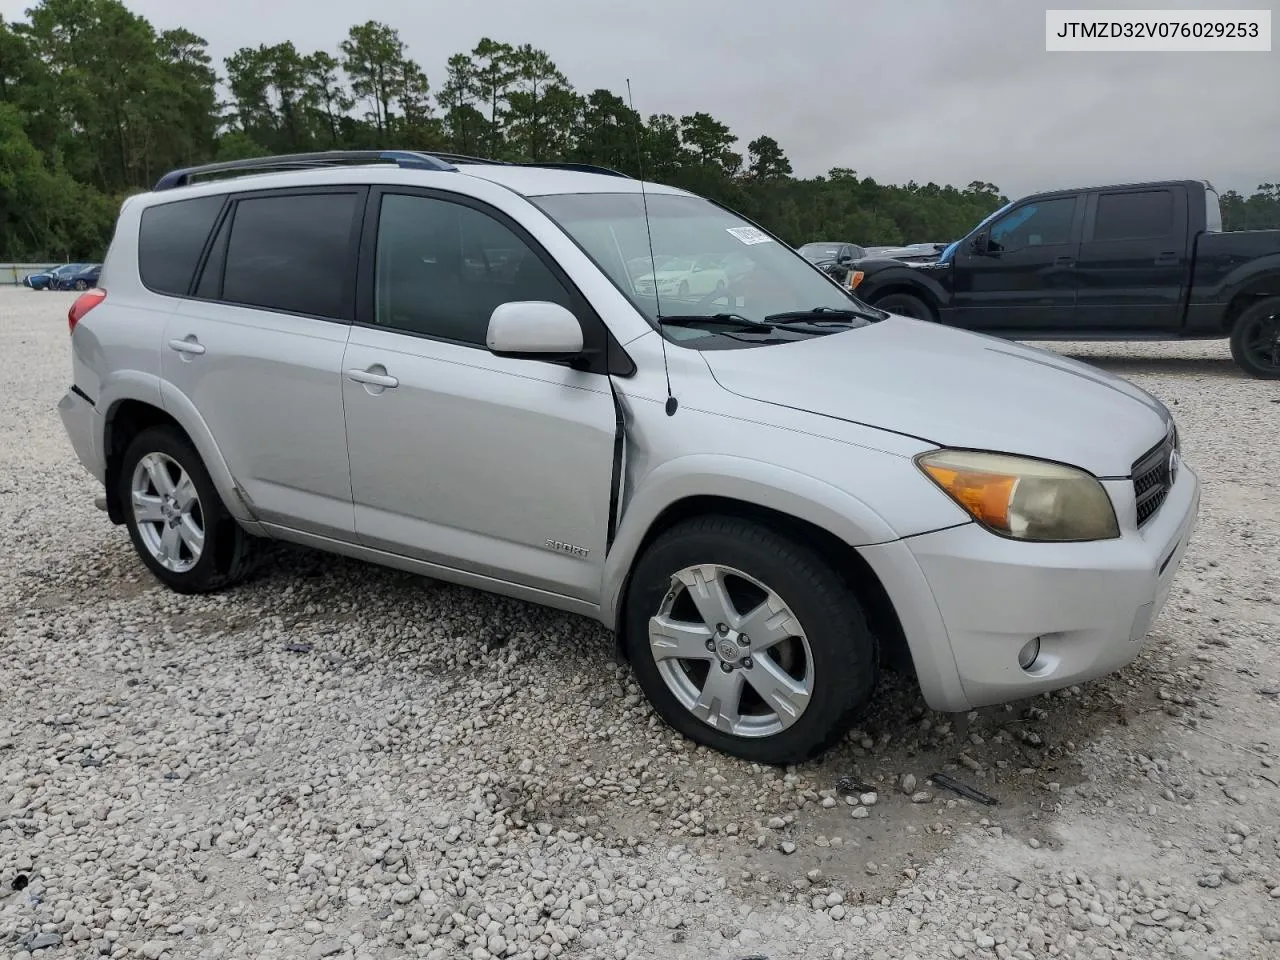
1229, 296, 1280, 379
874, 292, 935, 322
118, 426, 256, 593
624, 515, 878, 764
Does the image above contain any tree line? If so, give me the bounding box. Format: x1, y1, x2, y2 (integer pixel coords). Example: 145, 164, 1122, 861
2, 0, 1277, 261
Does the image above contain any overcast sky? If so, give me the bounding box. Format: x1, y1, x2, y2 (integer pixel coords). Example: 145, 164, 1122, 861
5, 0, 1277, 197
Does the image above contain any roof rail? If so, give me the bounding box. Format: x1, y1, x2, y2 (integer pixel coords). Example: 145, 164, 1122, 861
430, 152, 510, 166
424, 154, 632, 178
518, 161, 633, 179
152, 150, 458, 191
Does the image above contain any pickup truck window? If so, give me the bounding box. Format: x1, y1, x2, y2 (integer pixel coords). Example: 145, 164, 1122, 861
988, 198, 1075, 252
1205, 188, 1223, 233
1093, 191, 1174, 241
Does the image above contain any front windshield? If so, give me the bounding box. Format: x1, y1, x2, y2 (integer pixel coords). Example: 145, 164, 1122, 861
938, 200, 1016, 263
534, 192, 871, 330
799, 244, 840, 262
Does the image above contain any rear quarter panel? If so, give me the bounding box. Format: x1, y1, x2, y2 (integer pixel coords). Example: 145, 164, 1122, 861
69, 192, 261, 529
1189, 229, 1280, 332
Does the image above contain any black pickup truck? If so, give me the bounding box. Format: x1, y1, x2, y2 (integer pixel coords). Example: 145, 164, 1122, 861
851, 179, 1280, 378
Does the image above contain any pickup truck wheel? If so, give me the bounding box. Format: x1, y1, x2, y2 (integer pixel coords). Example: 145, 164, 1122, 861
624, 515, 878, 765
118, 426, 256, 594
874, 292, 935, 322
1229, 297, 1280, 379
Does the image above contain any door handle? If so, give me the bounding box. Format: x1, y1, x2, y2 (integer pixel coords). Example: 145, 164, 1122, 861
1053, 256, 1075, 266
346, 367, 399, 389
168, 337, 205, 355
1153, 252, 1179, 266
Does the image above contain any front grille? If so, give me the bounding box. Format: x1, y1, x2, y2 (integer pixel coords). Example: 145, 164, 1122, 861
1131, 428, 1177, 527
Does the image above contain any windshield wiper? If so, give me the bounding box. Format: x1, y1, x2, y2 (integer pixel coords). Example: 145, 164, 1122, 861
764, 306, 884, 324
657, 314, 775, 333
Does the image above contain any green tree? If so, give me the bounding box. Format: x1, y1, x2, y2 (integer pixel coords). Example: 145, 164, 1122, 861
225, 45, 276, 139
470, 38, 516, 156
0, 15, 35, 103
23, 0, 191, 189
679, 112, 740, 175
572, 89, 643, 174
505, 44, 576, 161
438, 53, 486, 154
746, 135, 791, 181
341, 20, 411, 136
642, 113, 687, 181
305, 52, 351, 146
7, 8, 1230, 261
155, 29, 218, 167
0, 102, 113, 258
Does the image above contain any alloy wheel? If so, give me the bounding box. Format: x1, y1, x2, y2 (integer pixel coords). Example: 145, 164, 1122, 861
648, 563, 813, 738
130, 452, 205, 573
1240, 310, 1280, 373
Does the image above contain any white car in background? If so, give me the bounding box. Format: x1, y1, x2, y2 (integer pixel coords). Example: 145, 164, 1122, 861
633, 255, 728, 298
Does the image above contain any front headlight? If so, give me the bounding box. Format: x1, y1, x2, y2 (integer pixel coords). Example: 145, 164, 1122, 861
916, 449, 1119, 542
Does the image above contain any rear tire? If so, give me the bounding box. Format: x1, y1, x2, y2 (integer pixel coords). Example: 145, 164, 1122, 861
118, 426, 256, 593
874, 292, 935, 322
1229, 296, 1280, 379
74, 279, 88, 291
623, 515, 878, 765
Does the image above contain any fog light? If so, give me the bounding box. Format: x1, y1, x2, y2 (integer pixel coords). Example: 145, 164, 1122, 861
1018, 637, 1042, 671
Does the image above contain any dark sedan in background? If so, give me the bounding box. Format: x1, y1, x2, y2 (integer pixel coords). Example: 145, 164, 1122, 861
23, 263, 87, 290
51, 263, 101, 291
798, 241, 866, 288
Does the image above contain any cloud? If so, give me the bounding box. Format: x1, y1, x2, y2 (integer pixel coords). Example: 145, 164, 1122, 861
4, 0, 1275, 197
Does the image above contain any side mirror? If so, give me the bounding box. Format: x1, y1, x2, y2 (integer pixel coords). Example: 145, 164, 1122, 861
838, 253, 853, 264
969, 233, 990, 255
486, 301, 584, 360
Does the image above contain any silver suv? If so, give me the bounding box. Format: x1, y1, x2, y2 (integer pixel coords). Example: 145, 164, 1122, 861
59, 150, 1200, 764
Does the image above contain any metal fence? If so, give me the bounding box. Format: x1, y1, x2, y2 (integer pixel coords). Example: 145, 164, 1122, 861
1, 263, 65, 286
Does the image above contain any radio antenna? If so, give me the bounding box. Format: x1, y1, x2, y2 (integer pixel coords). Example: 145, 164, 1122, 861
626, 78, 677, 416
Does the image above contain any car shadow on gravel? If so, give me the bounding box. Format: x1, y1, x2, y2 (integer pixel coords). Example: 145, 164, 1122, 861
211, 539, 1186, 906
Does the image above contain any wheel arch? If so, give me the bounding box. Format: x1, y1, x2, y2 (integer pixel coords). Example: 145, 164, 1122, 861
604, 483, 914, 680
857, 262, 946, 312
862, 282, 941, 320
1220, 273, 1280, 334
102, 387, 260, 529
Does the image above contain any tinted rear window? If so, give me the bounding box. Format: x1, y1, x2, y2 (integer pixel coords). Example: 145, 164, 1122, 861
1204, 188, 1223, 233
138, 195, 225, 295
221, 193, 358, 320
1093, 191, 1174, 241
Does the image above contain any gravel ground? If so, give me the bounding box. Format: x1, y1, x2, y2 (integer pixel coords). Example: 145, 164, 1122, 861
1, 286, 1278, 960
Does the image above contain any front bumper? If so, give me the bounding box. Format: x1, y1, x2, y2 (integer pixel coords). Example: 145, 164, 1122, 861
861, 461, 1200, 711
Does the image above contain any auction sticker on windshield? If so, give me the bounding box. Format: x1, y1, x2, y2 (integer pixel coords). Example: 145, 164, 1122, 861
726, 226, 773, 245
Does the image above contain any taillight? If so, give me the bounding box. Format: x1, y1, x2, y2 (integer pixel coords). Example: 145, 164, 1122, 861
68, 288, 106, 334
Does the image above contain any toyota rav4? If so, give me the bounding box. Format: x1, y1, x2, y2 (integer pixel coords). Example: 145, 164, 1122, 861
58, 150, 1200, 764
